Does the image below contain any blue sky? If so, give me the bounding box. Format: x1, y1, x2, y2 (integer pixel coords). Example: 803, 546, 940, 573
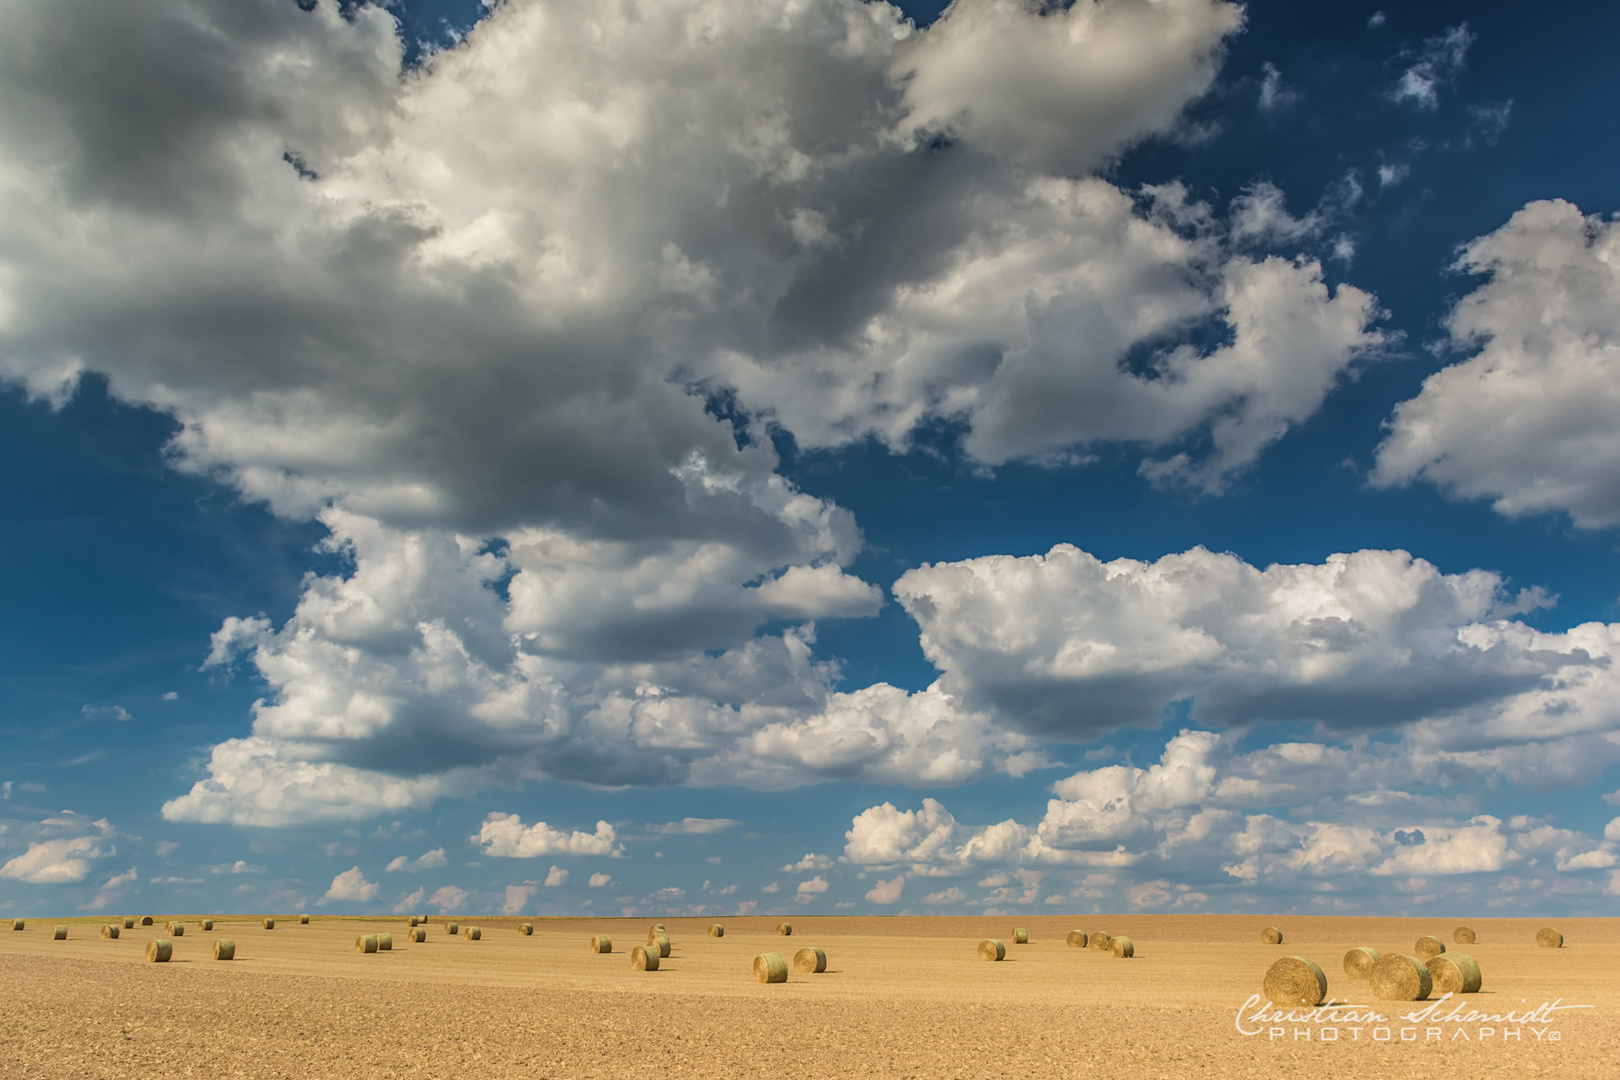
4, 0, 1620, 919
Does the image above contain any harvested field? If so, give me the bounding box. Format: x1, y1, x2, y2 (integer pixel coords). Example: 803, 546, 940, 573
2, 914, 1616, 1078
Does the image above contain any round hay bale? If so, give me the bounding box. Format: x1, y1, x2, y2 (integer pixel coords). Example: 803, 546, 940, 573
213, 939, 235, 961
1110, 935, 1134, 959
10, 919, 22, 931
1536, 927, 1563, 948
708, 924, 724, 937
776, 923, 792, 936
651, 933, 670, 957
145, 939, 172, 963
467, 927, 481, 941
101, 924, 119, 939
1370, 954, 1432, 1001
1088, 932, 1111, 951
261, 919, 274, 929
445, 922, 459, 935
520, 923, 533, 936
754, 952, 788, 983
1426, 951, 1482, 995
200, 920, 213, 931
630, 945, 659, 971
1263, 956, 1327, 1007
122, 918, 134, 929
408, 916, 418, 927
377, 932, 393, 951
1414, 935, 1445, 960
53, 926, 68, 940
1342, 946, 1381, 979
299, 914, 309, 925
978, 939, 1005, 961
591, 935, 613, 953
166, 923, 185, 937
1065, 930, 1087, 948
1012, 927, 1029, 944
793, 946, 827, 973
651, 923, 666, 932
356, 934, 377, 953
1261, 926, 1283, 945
140, 916, 153, 926
418, 915, 427, 924
410, 928, 426, 943
1454, 925, 1476, 945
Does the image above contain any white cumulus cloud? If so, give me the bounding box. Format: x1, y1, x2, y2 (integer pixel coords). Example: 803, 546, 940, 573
475, 814, 622, 858
323, 866, 379, 904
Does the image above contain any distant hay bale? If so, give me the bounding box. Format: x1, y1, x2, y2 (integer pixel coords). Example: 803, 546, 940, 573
377, 932, 393, 951
1261, 926, 1283, 945
357, 934, 377, 954
754, 952, 788, 983
793, 947, 827, 973
1414, 935, 1445, 960
445, 922, 459, 935
122, 919, 133, 930
1536, 927, 1563, 948
1370, 954, 1432, 1001
410, 929, 425, 943
262, 919, 274, 929
409, 916, 418, 927
708, 924, 724, 937
166, 923, 185, 937
145, 939, 172, 963
1110, 936, 1134, 959
53, 926, 67, 940
1088, 933, 1111, 951
631, 945, 660, 971
101, 925, 119, 939
651, 923, 666, 932
213, 940, 235, 961
978, 939, 1005, 961
1066, 931, 1087, 948
1427, 952, 1482, 995
520, 923, 533, 936
1342, 947, 1381, 980
299, 915, 309, 925
140, 916, 154, 926
1012, 927, 1028, 944
591, 935, 612, 954
467, 927, 481, 941
200, 920, 213, 931
10, 920, 22, 931
651, 933, 670, 957
1263, 956, 1326, 1007
776, 923, 792, 936
1454, 926, 1476, 945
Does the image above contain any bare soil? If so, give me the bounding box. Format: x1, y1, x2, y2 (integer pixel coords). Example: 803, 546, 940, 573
3, 914, 1616, 1078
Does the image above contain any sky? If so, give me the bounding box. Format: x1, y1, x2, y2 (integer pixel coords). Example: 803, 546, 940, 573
3, 0, 1620, 921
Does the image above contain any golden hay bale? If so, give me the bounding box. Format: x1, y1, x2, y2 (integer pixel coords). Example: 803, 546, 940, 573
520, 923, 533, 936
377, 932, 393, 951
793, 947, 827, 973
651, 923, 666, 932
1012, 927, 1029, 944
53, 926, 68, 940
122, 919, 134, 929
1110, 935, 1135, 959
1414, 935, 1445, 960
10, 919, 22, 931
1066, 930, 1088, 948
1370, 954, 1432, 1001
299, 914, 309, 924
467, 927, 481, 941
631, 945, 660, 971
1454, 926, 1476, 945
357, 934, 377, 954
1261, 926, 1283, 945
101, 924, 119, 939
1536, 927, 1563, 948
591, 935, 613, 953
978, 939, 1005, 961
200, 920, 213, 931
409, 916, 418, 927
145, 939, 172, 963
754, 952, 788, 983
418, 915, 427, 924
708, 924, 724, 937
651, 933, 670, 957
213, 939, 235, 961
776, 923, 792, 936
410, 929, 426, 943
1088, 932, 1111, 951
1427, 952, 1482, 995
1263, 956, 1326, 1007
262, 919, 275, 929
140, 916, 154, 926
166, 923, 185, 937
1342, 947, 1381, 979
445, 922, 459, 935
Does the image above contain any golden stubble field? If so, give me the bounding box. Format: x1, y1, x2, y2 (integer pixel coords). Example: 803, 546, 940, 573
3, 913, 1616, 1079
